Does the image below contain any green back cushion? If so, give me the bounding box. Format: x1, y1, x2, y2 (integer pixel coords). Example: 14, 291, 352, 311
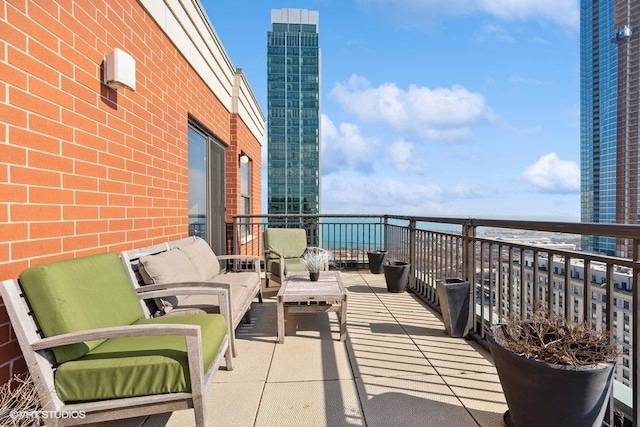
19, 252, 144, 363
264, 228, 307, 258
54, 314, 227, 401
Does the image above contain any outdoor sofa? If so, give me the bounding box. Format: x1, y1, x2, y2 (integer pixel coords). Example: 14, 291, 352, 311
121, 236, 263, 357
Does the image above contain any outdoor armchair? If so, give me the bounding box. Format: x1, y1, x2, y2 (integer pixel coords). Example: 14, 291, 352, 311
263, 228, 330, 287
1, 252, 233, 427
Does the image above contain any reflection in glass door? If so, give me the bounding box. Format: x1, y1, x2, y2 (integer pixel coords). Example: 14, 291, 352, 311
188, 127, 208, 240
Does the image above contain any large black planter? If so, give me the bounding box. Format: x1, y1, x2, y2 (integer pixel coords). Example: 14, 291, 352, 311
383, 261, 409, 293
367, 251, 387, 274
488, 329, 615, 427
436, 278, 470, 337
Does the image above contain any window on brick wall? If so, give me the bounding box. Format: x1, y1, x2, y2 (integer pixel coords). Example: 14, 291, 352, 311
240, 157, 252, 243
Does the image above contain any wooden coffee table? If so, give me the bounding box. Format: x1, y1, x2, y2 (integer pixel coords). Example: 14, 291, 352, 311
276, 271, 347, 343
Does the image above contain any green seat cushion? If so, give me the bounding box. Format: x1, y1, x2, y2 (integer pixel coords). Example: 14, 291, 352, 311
19, 252, 144, 363
267, 258, 307, 277
54, 314, 227, 402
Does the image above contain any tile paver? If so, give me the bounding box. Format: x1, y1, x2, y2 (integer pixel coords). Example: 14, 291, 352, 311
114, 270, 508, 427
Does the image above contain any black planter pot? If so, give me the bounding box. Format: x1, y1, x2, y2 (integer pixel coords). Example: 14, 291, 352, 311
488, 330, 615, 427
436, 278, 470, 337
367, 251, 387, 274
309, 271, 320, 281
383, 261, 409, 293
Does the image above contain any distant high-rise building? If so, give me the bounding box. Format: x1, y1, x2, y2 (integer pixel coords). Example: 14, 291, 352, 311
267, 8, 321, 217
581, 0, 640, 257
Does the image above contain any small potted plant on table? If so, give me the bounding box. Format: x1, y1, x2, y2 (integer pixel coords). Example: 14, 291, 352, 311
301, 249, 330, 281
488, 310, 618, 427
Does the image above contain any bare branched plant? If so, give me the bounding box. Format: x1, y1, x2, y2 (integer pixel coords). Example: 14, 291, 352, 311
0, 374, 41, 427
492, 309, 618, 367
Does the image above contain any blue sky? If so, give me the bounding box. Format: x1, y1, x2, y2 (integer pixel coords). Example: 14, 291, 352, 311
202, 0, 581, 221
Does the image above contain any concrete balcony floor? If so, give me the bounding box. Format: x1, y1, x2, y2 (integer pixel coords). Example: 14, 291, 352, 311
94, 271, 508, 427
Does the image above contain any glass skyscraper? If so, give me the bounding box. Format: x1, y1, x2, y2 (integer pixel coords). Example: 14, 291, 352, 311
581, 0, 640, 257
267, 8, 321, 217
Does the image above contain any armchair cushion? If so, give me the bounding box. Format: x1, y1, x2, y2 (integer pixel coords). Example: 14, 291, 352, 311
264, 228, 308, 259
19, 253, 144, 363
177, 237, 220, 280
55, 313, 227, 402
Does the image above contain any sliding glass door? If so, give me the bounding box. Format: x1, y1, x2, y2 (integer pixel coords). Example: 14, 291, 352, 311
188, 123, 226, 254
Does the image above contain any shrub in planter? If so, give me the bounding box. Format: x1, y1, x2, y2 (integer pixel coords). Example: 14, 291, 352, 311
0, 374, 41, 427
489, 311, 618, 427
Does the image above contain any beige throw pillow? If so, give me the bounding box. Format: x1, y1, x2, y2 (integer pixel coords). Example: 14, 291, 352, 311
177, 237, 220, 281
138, 248, 200, 312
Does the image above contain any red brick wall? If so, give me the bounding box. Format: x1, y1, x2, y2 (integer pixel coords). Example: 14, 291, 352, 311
0, 0, 262, 383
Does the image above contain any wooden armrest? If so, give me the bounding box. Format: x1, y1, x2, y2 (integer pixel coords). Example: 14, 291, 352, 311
32, 324, 200, 351
136, 286, 233, 335
136, 283, 231, 293
264, 249, 284, 259
264, 249, 285, 278
216, 255, 261, 275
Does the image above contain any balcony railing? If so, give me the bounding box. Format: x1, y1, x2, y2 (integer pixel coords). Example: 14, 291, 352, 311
231, 213, 640, 424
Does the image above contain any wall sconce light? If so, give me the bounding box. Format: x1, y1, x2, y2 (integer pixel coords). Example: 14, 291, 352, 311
104, 48, 136, 91
239, 154, 250, 165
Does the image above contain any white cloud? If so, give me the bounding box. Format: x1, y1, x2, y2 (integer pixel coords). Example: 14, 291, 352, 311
508, 75, 548, 86
474, 24, 514, 43
321, 114, 381, 175
358, 0, 578, 30
321, 171, 488, 215
357, 0, 471, 16
476, 0, 578, 30
522, 152, 579, 193
322, 173, 444, 214
330, 75, 494, 141
388, 139, 426, 173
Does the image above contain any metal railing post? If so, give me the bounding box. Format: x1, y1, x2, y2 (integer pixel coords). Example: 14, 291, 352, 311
409, 218, 416, 290
383, 216, 389, 251
462, 220, 476, 333
633, 238, 640, 425
232, 216, 239, 255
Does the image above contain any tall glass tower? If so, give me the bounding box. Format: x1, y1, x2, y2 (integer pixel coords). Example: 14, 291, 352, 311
581, 0, 640, 257
267, 8, 321, 218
